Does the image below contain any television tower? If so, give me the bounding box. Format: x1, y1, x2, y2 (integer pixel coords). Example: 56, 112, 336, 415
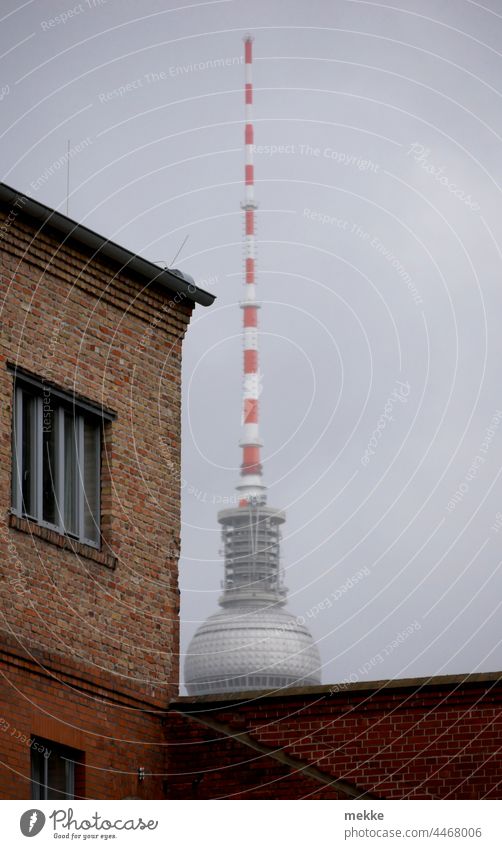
184, 37, 321, 695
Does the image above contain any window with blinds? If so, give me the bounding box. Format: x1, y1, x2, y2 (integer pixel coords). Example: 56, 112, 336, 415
11, 375, 104, 548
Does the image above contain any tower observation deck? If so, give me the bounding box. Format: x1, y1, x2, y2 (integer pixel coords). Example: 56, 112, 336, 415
184, 37, 321, 696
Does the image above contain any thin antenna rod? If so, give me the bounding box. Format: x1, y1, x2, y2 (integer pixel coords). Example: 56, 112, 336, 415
66, 139, 70, 216
170, 233, 190, 267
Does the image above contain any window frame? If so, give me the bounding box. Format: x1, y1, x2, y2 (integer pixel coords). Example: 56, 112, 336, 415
31, 738, 79, 801
11, 374, 108, 549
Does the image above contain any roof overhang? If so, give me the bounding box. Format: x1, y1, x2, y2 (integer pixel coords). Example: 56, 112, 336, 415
0, 182, 215, 307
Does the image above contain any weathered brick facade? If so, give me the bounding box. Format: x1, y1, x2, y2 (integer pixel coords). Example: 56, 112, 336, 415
168, 674, 502, 799
0, 634, 167, 799
0, 187, 212, 798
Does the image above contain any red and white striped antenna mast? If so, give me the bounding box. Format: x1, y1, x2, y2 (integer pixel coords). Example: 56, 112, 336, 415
238, 35, 266, 507
183, 36, 322, 692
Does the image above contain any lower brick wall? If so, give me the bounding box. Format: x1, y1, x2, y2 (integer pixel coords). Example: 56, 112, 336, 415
165, 712, 344, 799
168, 674, 502, 800
2, 651, 500, 800
0, 634, 167, 800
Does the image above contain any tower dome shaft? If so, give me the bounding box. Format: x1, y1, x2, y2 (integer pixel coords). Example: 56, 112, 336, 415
184, 37, 321, 696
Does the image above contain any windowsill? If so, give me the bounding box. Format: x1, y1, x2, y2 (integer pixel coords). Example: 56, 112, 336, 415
9, 514, 116, 569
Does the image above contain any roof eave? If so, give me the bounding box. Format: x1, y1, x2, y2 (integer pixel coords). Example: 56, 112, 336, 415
0, 182, 215, 307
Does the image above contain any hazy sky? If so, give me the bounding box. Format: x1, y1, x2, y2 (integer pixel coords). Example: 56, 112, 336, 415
3, 0, 502, 691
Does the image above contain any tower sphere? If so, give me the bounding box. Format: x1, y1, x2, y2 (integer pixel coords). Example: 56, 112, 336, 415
184, 38, 321, 696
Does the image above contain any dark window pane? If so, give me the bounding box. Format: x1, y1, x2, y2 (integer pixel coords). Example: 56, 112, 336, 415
31, 742, 76, 800
42, 400, 57, 525
13, 383, 101, 544
31, 749, 45, 800
21, 393, 37, 516
47, 752, 70, 799
83, 421, 99, 544
64, 411, 78, 536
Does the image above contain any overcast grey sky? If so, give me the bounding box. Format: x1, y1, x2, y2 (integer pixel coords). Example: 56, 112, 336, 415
3, 0, 502, 692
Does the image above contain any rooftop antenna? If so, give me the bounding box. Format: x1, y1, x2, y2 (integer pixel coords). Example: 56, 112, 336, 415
154, 234, 190, 270
65, 139, 70, 216
170, 233, 190, 267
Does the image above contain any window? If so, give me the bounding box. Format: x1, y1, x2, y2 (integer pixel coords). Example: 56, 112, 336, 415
11, 372, 106, 548
31, 738, 83, 800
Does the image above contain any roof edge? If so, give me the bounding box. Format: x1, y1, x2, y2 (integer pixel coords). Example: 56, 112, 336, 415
0, 182, 215, 307
172, 670, 502, 707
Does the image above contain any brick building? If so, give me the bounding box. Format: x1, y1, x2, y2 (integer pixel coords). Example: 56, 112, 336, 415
0, 182, 214, 799
168, 673, 502, 799
0, 184, 500, 801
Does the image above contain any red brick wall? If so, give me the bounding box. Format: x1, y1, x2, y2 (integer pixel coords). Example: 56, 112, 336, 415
0, 207, 192, 697
165, 711, 344, 799
0, 202, 194, 798
168, 675, 502, 799
0, 636, 166, 799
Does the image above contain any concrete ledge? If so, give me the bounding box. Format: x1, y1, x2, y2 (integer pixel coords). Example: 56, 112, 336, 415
173, 671, 502, 708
